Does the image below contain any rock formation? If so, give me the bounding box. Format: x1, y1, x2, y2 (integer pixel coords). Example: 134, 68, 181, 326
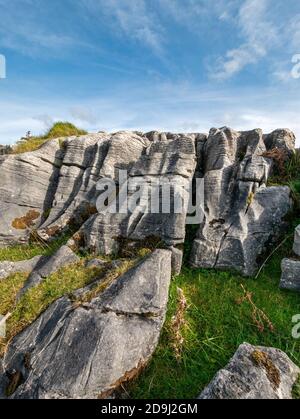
0, 127, 297, 399
199, 343, 300, 399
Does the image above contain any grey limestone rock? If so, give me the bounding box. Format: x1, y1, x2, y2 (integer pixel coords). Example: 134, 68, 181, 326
191, 127, 291, 276
280, 258, 300, 292
18, 245, 79, 298
0, 255, 44, 280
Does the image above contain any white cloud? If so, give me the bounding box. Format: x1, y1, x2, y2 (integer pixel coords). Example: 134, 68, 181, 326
1, 82, 299, 146
81, 0, 165, 55
211, 0, 278, 80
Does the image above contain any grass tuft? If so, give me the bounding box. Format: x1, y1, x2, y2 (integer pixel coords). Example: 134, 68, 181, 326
12, 122, 88, 154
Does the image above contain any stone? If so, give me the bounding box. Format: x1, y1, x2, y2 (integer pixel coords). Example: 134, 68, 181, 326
0, 250, 172, 399
85, 258, 107, 269
0, 139, 63, 246
199, 343, 300, 399
0, 255, 44, 280
18, 246, 79, 298
280, 259, 300, 292
293, 225, 300, 257
0, 128, 294, 276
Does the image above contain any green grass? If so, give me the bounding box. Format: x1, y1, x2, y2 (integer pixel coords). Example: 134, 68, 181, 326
129, 225, 300, 399
13, 122, 88, 154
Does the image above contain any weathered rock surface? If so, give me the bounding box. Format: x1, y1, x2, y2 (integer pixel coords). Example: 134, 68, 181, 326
0, 139, 63, 246
0, 255, 43, 280
199, 343, 300, 399
280, 258, 300, 292
18, 246, 79, 298
191, 127, 291, 276
0, 128, 294, 276
264, 129, 296, 156
293, 225, 300, 257
0, 250, 172, 399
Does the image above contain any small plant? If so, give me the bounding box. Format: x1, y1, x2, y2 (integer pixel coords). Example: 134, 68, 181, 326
263, 148, 289, 177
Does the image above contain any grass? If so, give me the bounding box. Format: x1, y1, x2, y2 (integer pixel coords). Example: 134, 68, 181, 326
12, 122, 88, 154
129, 222, 300, 399
0, 234, 71, 262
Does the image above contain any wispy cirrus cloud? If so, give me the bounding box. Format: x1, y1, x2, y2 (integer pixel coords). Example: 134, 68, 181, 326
80, 0, 165, 55
210, 0, 279, 80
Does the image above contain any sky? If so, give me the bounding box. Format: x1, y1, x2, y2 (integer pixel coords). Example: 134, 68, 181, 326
0, 0, 300, 145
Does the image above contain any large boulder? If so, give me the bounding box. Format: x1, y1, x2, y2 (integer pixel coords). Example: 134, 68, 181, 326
68, 133, 197, 255
199, 343, 300, 399
190, 127, 291, 276
280, 259, 300, 292
0, 250, 172, 399
0, 128, 294, 276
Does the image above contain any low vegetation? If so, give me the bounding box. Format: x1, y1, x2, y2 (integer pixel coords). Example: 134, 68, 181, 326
0, 240, 151, 357
12, 122, 87, 154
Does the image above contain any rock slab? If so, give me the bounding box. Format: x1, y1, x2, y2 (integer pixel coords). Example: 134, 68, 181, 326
0, 249, 172, 399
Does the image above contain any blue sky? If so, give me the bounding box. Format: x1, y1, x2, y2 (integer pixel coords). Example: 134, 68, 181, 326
0, 0, 300, 145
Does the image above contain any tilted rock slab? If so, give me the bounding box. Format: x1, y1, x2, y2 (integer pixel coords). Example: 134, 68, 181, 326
280, 258, 300, 292
0, 250, 172, 399
0, 140, 63, 246
199, 343, 300, 399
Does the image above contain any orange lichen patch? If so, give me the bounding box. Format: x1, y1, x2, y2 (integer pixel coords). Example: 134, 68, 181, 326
98, 361, 145, 399
251, 350, 281, 390
12, 210, 40, 230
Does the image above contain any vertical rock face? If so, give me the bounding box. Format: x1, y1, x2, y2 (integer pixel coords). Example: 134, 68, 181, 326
0, 139, 63, 246
0, 127, 293, 276
74, 133, 197, 255
191, 127, 291, 276
199, 343, 300, 399
0, 250, 172, 399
